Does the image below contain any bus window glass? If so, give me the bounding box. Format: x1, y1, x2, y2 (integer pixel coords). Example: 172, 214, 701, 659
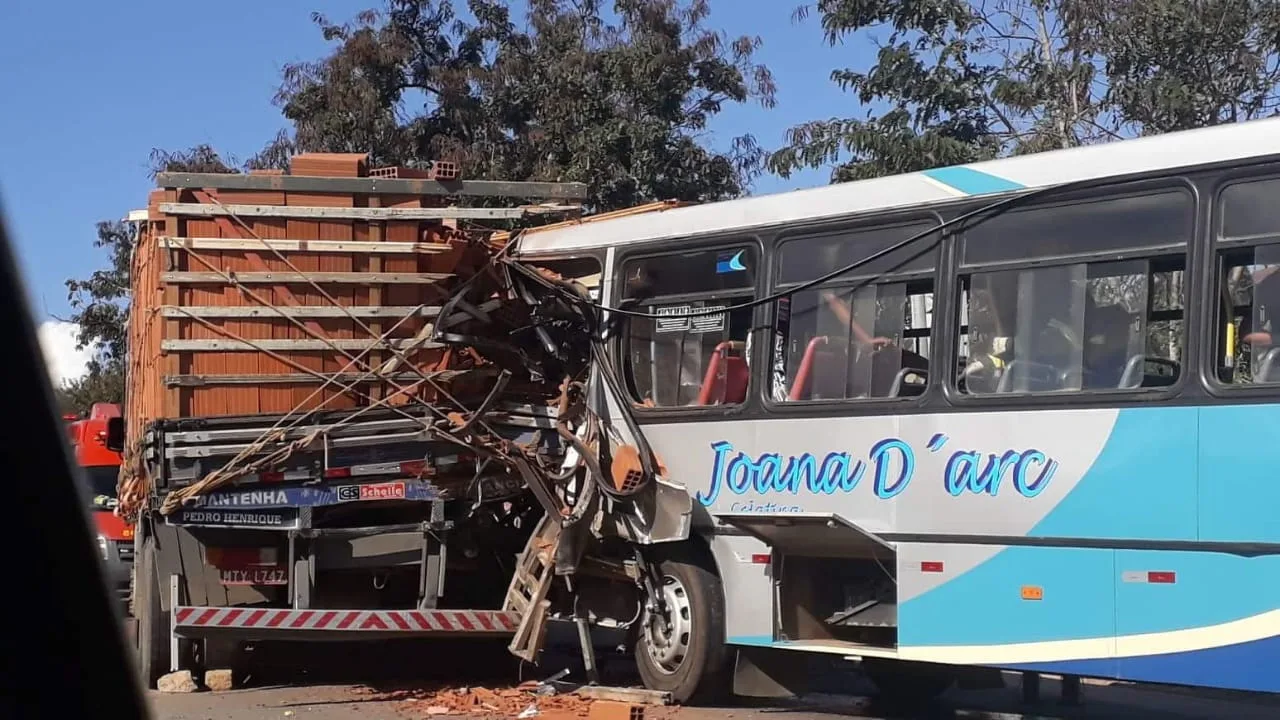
777, 283, 933, 401
777, 222, 937, 284
622, 247, 756, 407
958, 259, 1183, 394
1217, 244, 1280, 384
772, 224, 937, 403
1221, 177, 1280, 241
962, 190, 1190, 265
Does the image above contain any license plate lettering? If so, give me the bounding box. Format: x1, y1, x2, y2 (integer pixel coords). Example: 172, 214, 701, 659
219, 567, 287, 586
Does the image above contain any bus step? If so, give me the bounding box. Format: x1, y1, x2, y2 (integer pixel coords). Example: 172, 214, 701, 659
825, 601, 898, 628
505, 514, 561, 662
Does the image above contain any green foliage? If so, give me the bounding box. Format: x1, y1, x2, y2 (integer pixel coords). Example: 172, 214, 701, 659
1090, 0, 1280, 133
147, 144, 239, 177
55, 366, 125, 417
772, 0, 1280, 181
273, 0, 777, 210
64, 221, 132, 378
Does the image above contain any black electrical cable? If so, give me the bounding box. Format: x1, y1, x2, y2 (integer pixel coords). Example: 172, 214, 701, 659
507, 179, 1079, 320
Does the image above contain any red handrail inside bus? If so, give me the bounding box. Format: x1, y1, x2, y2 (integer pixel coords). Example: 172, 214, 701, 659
697, 341, 749, 406
788, 335, 830, 401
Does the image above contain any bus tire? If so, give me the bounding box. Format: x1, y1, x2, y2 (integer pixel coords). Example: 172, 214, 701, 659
634, 543, 730, 705
134, 534, 170, 688
862, 658, 954, 705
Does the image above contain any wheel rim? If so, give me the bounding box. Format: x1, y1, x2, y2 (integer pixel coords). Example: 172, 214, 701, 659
641, 574, 692, 675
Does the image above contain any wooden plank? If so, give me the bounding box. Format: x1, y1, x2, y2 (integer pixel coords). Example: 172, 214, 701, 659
161, 305, 440, 319
365, 195, 386, 401
155, 172, 590, 200
164, 370, 473, 387
161, 271, 450, 284
158, 236, 452, 254
159, 202, 578, 221
574, 687, 673, 706
162, 338, 441, 352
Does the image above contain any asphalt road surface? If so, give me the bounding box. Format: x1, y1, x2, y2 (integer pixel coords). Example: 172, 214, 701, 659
147, 680, 1280, 720
142, 640, 1280, 720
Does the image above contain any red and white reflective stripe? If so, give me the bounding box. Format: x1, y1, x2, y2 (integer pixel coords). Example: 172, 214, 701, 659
172, 607, 520, 632
1121, 570, 1177, 584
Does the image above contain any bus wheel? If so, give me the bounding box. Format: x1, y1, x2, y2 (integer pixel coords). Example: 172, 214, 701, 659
134, 535, 170, 688
634, 544, 729, 704
862, 659, 955, 706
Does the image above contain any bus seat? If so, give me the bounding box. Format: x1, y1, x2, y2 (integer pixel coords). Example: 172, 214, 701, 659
697, 341, 749, 405
1118, 354, 1146, 389
1118, 354, 1180, 388
997, 359, 1062, 393
1256, 346, 1280, 383
871, 347, 929, 397
888, 367, 929, 397
788, 336, 830, 401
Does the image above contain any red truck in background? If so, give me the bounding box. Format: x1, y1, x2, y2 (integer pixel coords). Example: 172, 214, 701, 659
66, 402, 133, 610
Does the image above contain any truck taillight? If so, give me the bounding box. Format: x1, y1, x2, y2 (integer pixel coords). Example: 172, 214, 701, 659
323, 467, 352, 479
399, 460, 427, 477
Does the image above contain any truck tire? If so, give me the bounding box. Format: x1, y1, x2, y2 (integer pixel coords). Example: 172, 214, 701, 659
634, 543, 730, 704
134, 535, 170, 688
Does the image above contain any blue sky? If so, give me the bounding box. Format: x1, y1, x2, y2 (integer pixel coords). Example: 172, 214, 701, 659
0, 0, 870, 343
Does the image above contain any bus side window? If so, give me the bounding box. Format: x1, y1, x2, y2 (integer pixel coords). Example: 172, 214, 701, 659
771, 221, 938, 403
955, 189, 1190, 395
1215, 178, 1280, 385
1216, 249, 1280, 384
622, 247, 757, 408
956, 261, 1184, 393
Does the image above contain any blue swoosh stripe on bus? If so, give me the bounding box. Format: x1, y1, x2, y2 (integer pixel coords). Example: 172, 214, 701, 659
922, 166, 1026, 195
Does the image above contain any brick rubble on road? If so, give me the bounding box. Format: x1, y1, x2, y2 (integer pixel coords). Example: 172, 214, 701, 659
156, 670, 200, 693
204, 669, 235, 692
359, 682, 673, 719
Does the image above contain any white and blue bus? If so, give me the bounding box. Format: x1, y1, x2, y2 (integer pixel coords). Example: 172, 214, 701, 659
516, 118, 1280, 701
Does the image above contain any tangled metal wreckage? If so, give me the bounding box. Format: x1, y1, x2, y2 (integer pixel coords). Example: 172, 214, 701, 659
117, 161, 693, 677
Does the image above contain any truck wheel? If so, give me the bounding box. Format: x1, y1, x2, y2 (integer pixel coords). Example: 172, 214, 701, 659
634, 544, 729, 704
862, 658, 955, 706
134, 535, 170, 688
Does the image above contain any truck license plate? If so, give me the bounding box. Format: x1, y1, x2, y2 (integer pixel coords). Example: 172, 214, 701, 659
219, 567, 287, 586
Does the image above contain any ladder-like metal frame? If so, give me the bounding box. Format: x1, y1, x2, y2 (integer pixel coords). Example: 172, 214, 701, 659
504, 515, 561, 662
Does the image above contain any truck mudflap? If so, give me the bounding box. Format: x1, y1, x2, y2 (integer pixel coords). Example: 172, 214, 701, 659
172, 606, 519, 639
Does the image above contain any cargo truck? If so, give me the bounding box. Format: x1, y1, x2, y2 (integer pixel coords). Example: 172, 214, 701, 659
116, 156, 610, 685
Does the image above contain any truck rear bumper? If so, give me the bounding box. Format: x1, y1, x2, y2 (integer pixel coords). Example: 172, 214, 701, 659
171, 606, 519, 641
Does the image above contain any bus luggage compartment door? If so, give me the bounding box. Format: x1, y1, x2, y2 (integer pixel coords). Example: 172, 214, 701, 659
718, 512, 898, 650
